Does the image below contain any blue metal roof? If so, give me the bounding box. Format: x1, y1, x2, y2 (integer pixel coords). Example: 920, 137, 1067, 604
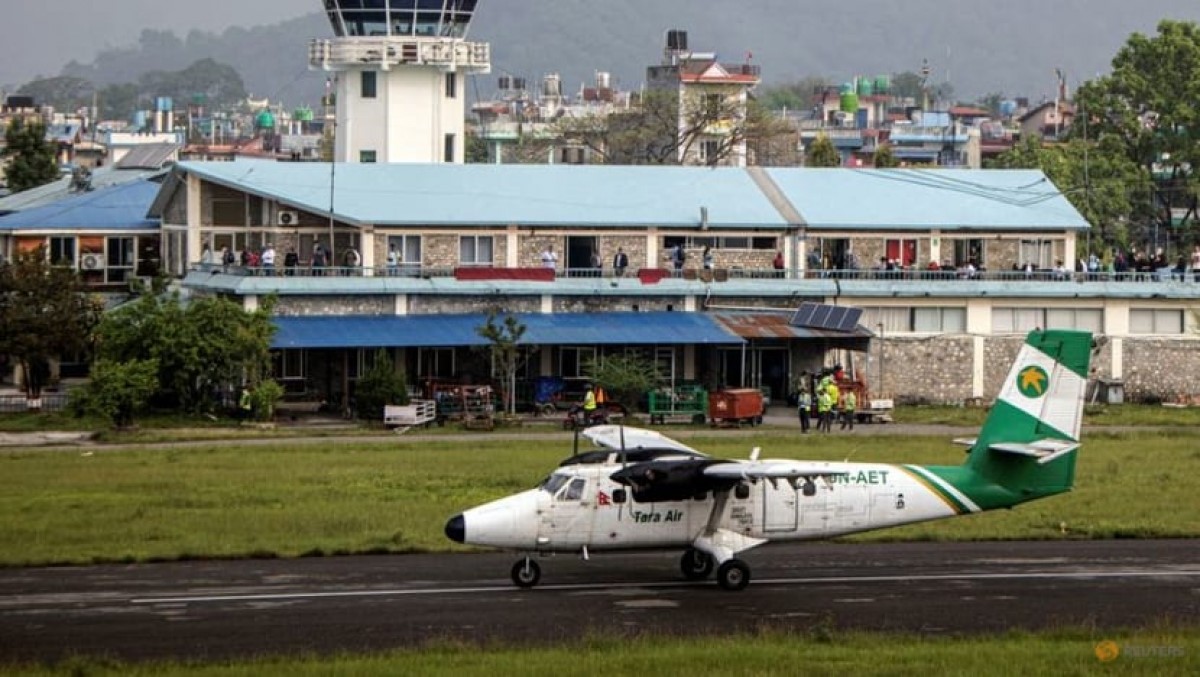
272, 312, 744, 350
766, 168, 1090, 231
173, 160, 788, 229
0, 179, 161, 231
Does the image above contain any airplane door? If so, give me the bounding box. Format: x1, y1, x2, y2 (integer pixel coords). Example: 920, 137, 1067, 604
762, 483, 799, 533
538, 477, 596, 549
799, 484, 830, 534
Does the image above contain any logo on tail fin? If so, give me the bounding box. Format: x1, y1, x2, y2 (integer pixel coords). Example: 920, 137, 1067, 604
1017, 366, 1049, 398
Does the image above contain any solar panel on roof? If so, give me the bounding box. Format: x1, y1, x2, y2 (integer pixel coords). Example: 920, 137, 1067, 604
789, 302, 863, 333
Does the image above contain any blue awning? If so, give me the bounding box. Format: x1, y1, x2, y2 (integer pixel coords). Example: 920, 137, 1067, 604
272, 312, 745, 350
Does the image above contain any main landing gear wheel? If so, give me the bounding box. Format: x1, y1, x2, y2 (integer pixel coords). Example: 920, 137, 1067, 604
716, 559, 751, 591
680, 548, 714, 580
511, 558, 542, 588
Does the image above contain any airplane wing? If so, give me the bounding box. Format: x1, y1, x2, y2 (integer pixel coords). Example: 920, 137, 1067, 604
702, 459, 843, 483
582, 425, 701, 454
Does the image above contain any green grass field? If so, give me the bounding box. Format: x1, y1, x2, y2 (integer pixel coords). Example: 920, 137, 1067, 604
1, 430, 1197, 567
6, 629, 1197, 676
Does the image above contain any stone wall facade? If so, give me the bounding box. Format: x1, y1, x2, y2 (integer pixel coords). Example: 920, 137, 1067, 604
553, 295, 686, 313
274, 295, 394, 317
880, 335, 975, 403
1122, 338, 1200, 402
409, 295, 542, 315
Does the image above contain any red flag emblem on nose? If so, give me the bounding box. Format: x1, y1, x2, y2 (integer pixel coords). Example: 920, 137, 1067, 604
597, 491, 611, 506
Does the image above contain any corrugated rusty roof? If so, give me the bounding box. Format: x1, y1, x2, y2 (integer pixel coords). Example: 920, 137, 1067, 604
711, 312, 874, 342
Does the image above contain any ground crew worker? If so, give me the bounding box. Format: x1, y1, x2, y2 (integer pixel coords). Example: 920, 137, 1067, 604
239, 386, 253, 421
797, 389, 811, 433
817, 387, 833, 433
841, 390, 857, 430
579, 383, 599, 426
583, 384, 597, 414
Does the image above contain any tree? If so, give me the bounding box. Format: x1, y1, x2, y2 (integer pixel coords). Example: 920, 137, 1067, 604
806, 135, 841, 167
137, 58, 248, 112
476, 311, 528, 416
873, 144, 899, 168
990, 131, 1145, 251
15, 76, 95, 113
1071, 20, 1200, 251
2, 118, 59, 193
758, 77, 830, 111
94, 288, 277, 414
0, 247, 103, 402
554, 88, 762, 166
80, 359, 159, 429
353, 350, 409, 421
584, 354, 661, 413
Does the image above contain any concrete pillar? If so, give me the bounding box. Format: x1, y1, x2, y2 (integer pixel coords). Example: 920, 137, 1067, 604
186, 173, 203, 265
972, 335, 986, 399
540, 294, 553, 314
506, 227, 519, 267
395, 294, 408, 316
361, 227, 375, 277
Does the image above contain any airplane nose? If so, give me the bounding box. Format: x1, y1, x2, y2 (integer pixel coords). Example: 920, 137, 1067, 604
444, 514, 465, 543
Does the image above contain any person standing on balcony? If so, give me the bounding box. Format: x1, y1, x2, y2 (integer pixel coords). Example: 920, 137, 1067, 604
541, 244, 558, 273
342, 247, 361, 277
671, 243, 685, 276
1191, 245, 1200, 283
702, 246, 714, 271
311, 244, 327, 277
261, 244, 276, 276
613, 247, 628, 277
284, 248, 299, 277
388, 244, 400, 277
773, 251, 785, 277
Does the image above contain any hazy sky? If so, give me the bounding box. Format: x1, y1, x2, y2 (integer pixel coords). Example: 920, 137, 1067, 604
0, 0, 310, 87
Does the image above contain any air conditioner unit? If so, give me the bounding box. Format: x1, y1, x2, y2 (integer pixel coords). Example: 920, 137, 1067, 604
277, 210, 299, 226
80, 253, 105, 271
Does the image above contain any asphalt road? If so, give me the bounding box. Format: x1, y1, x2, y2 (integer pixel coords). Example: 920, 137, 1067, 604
1, 540, 1197, 665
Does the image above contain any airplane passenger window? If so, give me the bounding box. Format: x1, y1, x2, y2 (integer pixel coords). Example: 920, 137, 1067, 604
561, 478, 586, 501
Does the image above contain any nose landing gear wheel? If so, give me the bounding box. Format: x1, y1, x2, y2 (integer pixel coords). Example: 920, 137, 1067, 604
680, 548, 714, 580
716, 559, 751, 591
511, 558, 542, 588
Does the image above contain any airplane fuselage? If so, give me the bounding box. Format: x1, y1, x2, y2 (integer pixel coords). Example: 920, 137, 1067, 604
457, 459, 982, 554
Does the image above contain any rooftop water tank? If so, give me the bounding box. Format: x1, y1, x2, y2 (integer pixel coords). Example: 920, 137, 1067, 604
856, 78, 873, 96
256, 110, 276, 129
999, 99, 1018, 117
840, 91, 860, 114
874, 75, 890, 94
155, 97, 173, 112
293, 107, 314, 123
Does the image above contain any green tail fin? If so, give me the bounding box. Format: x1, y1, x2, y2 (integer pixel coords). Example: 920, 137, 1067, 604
966, 329, 1093, 501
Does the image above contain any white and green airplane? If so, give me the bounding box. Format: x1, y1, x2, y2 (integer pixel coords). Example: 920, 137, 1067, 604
445, 329, 1093, 591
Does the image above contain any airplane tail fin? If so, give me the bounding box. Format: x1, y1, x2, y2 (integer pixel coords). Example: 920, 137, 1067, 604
962, 329, 1093, 505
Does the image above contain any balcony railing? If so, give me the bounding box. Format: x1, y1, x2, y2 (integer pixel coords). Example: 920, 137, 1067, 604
191, 264, 1200, 286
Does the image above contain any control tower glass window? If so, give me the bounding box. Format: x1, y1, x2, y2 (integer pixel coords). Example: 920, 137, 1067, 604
324, 0, 478, 39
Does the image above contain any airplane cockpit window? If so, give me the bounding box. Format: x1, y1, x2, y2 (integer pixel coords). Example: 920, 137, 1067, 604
539, 474, 569, 495
560, 478, 587, 502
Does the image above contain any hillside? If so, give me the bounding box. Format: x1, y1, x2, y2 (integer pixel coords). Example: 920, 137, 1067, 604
51, 0, 1200, 109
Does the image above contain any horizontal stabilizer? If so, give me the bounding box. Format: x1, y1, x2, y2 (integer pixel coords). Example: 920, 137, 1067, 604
582, 425, 701, 454
989, 439, 1079, 464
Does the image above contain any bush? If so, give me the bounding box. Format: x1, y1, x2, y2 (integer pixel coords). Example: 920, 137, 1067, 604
82, 359, 159, 429
250, 380, 284, 422
354, 350, 409, 421
585, 354, 661, 413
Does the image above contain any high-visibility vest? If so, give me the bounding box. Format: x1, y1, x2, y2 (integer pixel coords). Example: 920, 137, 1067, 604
817, 391, 832, 413
583, 390, 597, 411
844, 392, 857, 412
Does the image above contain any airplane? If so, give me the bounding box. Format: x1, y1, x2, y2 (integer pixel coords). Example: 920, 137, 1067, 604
444, 329, 1094, 591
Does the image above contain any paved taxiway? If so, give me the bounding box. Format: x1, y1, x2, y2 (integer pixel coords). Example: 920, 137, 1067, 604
1, 540, 1197, 664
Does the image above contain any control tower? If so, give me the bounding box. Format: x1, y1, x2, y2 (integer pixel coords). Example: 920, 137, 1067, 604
309, 1, 491, 164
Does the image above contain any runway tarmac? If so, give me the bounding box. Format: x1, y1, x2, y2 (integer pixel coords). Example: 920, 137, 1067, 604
1, 540, 1197, 664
